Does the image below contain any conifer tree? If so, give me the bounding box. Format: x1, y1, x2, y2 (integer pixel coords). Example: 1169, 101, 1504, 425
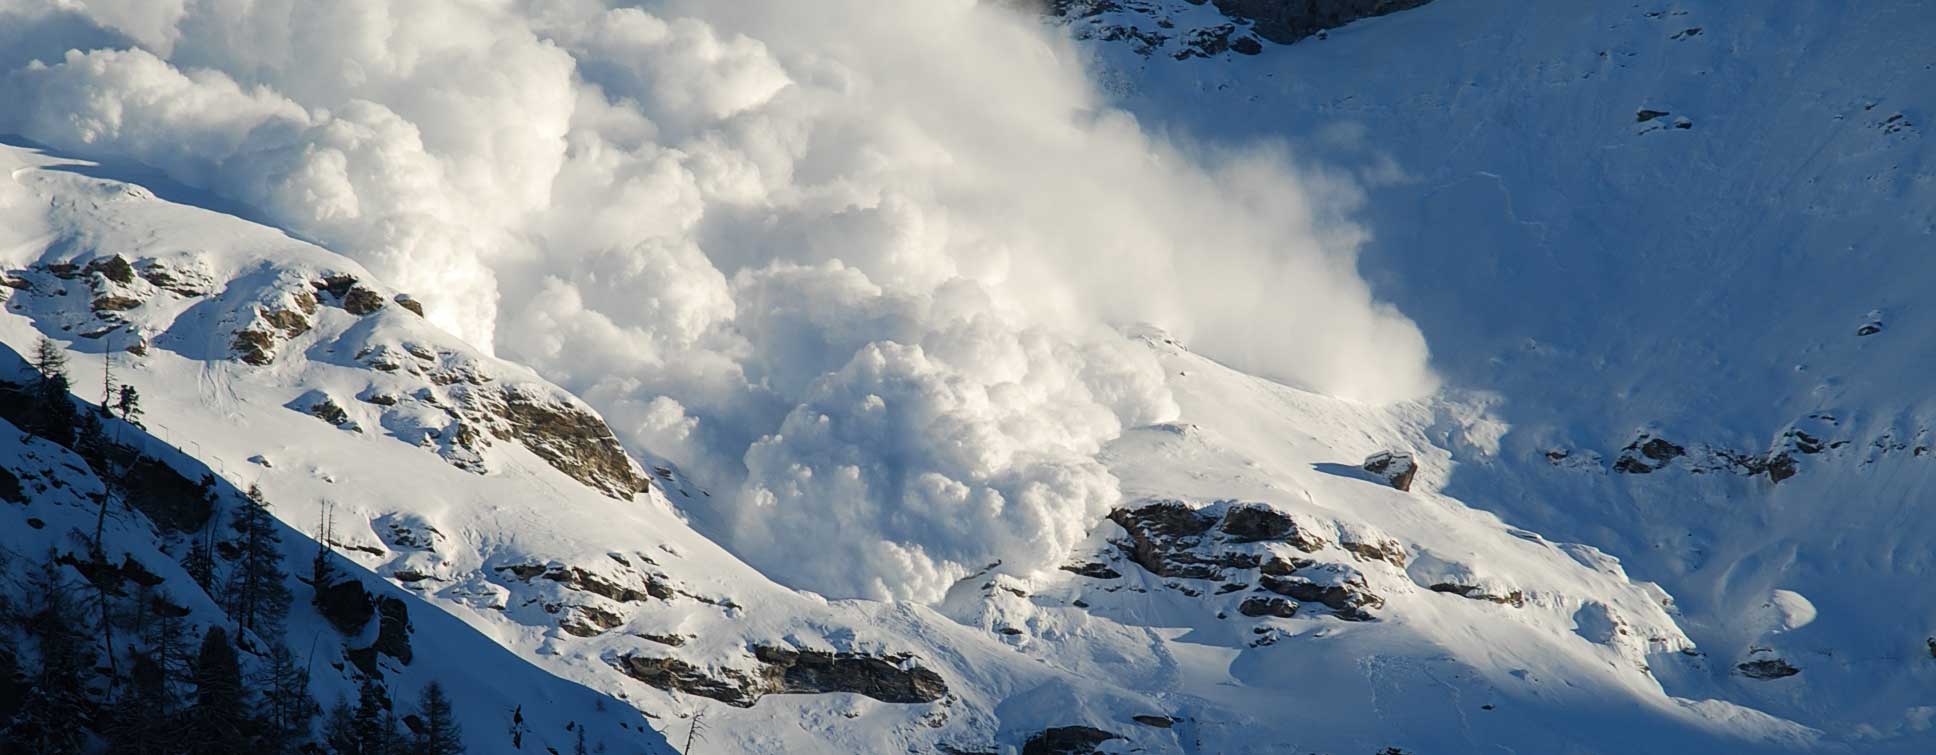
105, 650, 175, 755
3, 553, 93, 755
323, 696, 359, 754
345, 677, 397, 755
185, 517, 218, 593
229, 484, 293, 637
415, 680, 465, 755
115, 384, 143, 427
257, 643, 318, 754
24, 336, 74, 446
186, 627, 251, 754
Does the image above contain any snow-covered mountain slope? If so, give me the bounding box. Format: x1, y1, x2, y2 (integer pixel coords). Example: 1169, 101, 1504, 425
6, 0, 1935, 752
1058, 0, 1936, 747
2, 137, 1856, 753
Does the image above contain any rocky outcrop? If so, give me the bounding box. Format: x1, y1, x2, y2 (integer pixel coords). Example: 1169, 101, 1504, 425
1429, 582, 1527, 607
1202, 0, 1434, 44
1258, 569, 1382, 621
1239, 595, 1298, 618
1222, 502, 1323, 546
1060, 561, 1123, 579
316, 578, 376, 635
1611, 434, 1685, 474
614, 646, 948, 708
753, 646, 948, 704
496, 562, 672, 603
1042, 0, 1434, 58
615, 655, 763, 706
233, 290, 317, 365
1096, 499, 1391, 622
560, 604, 626, 638
1109, 499, 1323, 580
1599, 415, 1860, 484
1737, 658, 1799, 680
1021, 726, 1121, 755
372, 595, 413, 664
495, 386, 650, 499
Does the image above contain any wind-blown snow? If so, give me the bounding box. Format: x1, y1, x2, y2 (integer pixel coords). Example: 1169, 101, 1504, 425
0, 0, 1433, 600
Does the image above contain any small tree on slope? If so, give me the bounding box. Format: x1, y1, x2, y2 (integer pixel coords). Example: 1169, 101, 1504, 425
415, 680, 465, 755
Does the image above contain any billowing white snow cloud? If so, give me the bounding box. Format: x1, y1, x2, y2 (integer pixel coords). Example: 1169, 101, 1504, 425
0, 0, 1435, 601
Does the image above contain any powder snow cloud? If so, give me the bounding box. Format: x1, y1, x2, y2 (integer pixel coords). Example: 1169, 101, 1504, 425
0, 0, 1436, 601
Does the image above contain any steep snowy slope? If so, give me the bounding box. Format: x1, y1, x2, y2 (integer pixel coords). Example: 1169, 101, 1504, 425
1061, 0, 1936, 746
2, 138, 1845, 753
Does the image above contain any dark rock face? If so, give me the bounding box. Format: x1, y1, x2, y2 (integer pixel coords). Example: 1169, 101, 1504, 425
1060, 561, 1123, 579
1132, 715, 1175, 728
1040, 0, 1430, 58
372, 595, 413, 664
614, 646, 948, 708
1021, 726, 1122, 755
317, 579, 376, 635
1198, 0, 1435, 44
1737, 658, 1800, 679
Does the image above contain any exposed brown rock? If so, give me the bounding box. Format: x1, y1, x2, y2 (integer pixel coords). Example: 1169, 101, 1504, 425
343, 286, 385, 315
87, 256, 136, 284
495, 386, 650, 500
1259, 573, 1383, 620
1238, 596, 1298, 618
1222, 502, 1320, 547
560, 604, 626, 638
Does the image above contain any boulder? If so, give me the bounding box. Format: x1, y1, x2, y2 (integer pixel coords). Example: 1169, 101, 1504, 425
1362, 451, 1417, 491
